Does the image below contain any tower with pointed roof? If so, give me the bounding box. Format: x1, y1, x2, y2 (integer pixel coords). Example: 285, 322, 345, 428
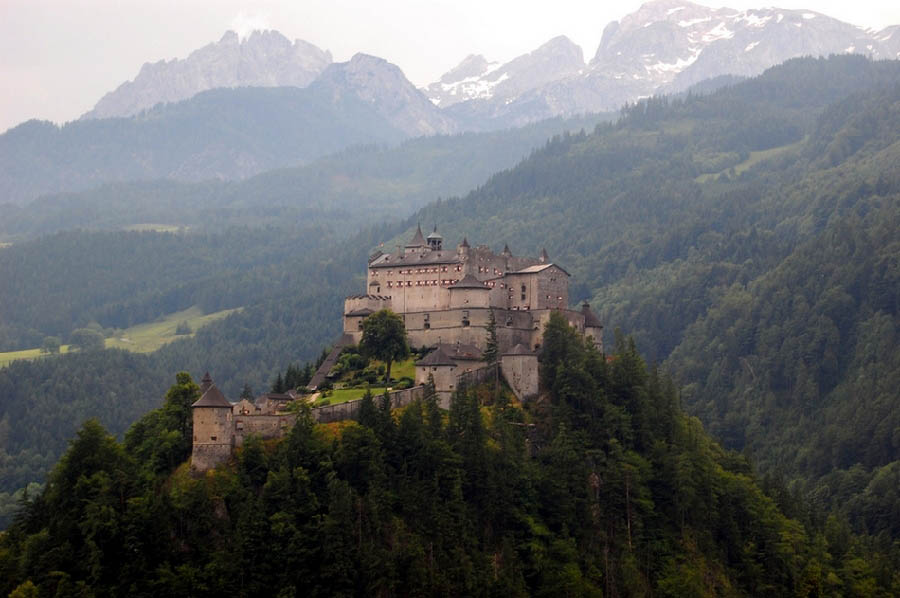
191, 377, 234, 471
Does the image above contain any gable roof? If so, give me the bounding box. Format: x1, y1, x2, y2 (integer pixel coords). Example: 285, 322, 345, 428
510, 263, 570, 276
415, 346, 457, 367
448, 273, 490, 290
192, 384, 232, 408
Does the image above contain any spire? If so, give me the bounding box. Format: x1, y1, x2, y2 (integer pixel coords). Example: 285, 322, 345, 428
502, 243, 512, 257
539, 247, 549, 263
460, 237, 469, 248
200, 372, 213, 394
406, 223, 426, 248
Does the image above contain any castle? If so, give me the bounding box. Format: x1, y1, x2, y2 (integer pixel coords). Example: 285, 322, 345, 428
191, 227, 603, 471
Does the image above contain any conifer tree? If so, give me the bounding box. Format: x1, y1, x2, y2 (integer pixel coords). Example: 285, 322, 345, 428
483, 309, 499, 365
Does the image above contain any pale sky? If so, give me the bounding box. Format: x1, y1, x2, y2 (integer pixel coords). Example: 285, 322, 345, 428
1, 0, 899, 133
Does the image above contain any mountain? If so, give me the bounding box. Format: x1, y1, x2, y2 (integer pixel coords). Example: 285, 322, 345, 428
424, 36, 584, 109
313, 53, 456, 137
427, 0, 900, 128
0, 55, 454, 206
82, 30, 332, 120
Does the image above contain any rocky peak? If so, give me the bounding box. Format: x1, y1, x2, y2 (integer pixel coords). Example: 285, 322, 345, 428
313, 54, 457, 136
424, 35, 584, 108
82, 29, 332, 120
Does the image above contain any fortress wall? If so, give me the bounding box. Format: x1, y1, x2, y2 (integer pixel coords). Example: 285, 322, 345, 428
191, 444, 233, 471
313, 386, 426, 424
234, 414, 295, 447
501, 354, 540, 401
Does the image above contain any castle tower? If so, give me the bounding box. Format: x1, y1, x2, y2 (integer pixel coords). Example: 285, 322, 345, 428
581, 302, 604, 353
200, 371, 213, 394
501, 343, 539, 401
405, 223, 427, 254
427, 225, 443, 251
190, 380, 234, 471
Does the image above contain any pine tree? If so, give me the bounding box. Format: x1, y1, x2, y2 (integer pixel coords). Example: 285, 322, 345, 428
483, 309, 499, 365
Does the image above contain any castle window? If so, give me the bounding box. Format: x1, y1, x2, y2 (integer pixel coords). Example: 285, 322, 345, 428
506, 316, 513, 326
210, 436, 217, 441
455, 265, 461, 272
442, 266, 448, 272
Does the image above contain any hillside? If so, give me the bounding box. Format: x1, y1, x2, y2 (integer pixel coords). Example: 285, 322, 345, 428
2, 55, 899, 542
401, 55, 900, 537
0, 113, 608, 240
5, 319, 896, 596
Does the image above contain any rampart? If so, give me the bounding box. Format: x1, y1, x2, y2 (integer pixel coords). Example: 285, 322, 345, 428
313, 385, 426, 423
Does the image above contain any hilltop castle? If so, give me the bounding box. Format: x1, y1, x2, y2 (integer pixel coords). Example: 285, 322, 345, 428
340, 224, 602, 368
191, 227, 603, 471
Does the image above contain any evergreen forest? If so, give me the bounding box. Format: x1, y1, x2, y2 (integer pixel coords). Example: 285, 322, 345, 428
1, 54, 900, 592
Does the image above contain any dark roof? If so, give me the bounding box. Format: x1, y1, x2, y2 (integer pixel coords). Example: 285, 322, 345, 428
448, 273, 489, 290
439, 342, 483, 360
416, 346, 457, 367
369, 250, 461, 268
264, 393, 293, 401
200, 372, 213, 394
192, 384, 232, 408
346, 307, 375, 317
460, 237, 470, 248
502, 243, 512, 256
503, 343, 534, 356
427, 225, 442, 240
581, 302, 603, 328
406, 224, 426, 247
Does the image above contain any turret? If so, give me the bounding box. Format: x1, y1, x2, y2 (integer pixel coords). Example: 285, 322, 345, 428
581, 302, 604, 353
426, 225, 443, 251
190, 378, 234, 471
405, 223, 427, 254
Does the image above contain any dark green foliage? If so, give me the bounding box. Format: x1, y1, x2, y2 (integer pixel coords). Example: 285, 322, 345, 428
2, 325, 895, 596
174, 321, 191, 336
483, 309, 499, 365
68, 329, 104, 352
358, 309, 409, 386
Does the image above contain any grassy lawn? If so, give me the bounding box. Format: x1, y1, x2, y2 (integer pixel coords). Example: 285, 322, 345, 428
696, 136, 807, 183
106, 306, 241, 353
0, 345, 72, 367
0, 305, 241, 367
322, 387, 390, 405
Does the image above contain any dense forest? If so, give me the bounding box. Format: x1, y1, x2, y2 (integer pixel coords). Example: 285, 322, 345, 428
4, 315, 897, 597
1, 55, 899, 552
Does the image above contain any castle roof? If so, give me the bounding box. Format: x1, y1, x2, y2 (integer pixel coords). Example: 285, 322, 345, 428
426, 226, 442, 240
448, 273, 489, 290
581, 302, 603, 328
503, 343, 534, 356
346, 307, 375, 317
192, 384, 232, 408
416, 346, 457, 367
200, 371, 213, 394
438, 342, 483, 361
511, 263, 570, 276
406, 224, 426, 248
368, 250, 461, 268
460, 237, 470, 248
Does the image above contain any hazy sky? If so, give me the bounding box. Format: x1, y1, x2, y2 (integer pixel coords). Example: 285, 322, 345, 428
2, 0, 899, 133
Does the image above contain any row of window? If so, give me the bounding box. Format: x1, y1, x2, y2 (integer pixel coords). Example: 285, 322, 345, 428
374, 265, 462, 276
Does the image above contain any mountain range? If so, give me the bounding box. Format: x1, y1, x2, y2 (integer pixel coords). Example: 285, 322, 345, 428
2, 0, 898, 206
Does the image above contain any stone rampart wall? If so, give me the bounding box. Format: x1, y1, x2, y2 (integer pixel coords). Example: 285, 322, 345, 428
313, 385, 426, 424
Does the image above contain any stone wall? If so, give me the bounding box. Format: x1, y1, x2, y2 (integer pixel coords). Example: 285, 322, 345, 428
313, 385, 426, 424
500, 354, 540, 401
234, 414, 296, 447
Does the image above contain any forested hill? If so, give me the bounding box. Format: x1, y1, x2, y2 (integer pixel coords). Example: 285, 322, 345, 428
4, 317, 897, 596
398, 55, 900, 537
0, 114, 608, 240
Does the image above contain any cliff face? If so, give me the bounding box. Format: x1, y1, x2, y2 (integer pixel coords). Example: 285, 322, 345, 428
82, 30, 332, 120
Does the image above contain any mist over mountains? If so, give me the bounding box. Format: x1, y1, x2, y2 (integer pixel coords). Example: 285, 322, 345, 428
2, 0, 898, 206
